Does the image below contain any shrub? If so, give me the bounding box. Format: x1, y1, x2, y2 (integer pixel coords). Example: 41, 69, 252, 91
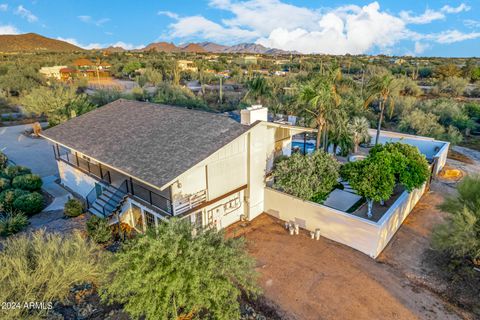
0, 230, 108, 319
12, 173, 43, 191
86, 216, 112, 243
0, 177, 10, 192
0, 189, 29, 211
273, 150, 340, 202
433, 176, 480, 265
2, 165, 31, 179
12, 192, 44, 216
64, 198, 83, 217
0, 151, 7, 169
101, 219, 259, 320
0, 212, 28, 236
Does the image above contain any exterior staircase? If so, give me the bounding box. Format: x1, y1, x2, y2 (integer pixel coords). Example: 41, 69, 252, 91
87, 182, 128, 218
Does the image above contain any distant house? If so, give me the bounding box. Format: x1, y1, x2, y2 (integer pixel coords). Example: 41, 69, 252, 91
39, 66, 68, 80
71, 58, 112, 80
177, 60, 198, 72
41, 100, 310, 231
59, 67, 78, 81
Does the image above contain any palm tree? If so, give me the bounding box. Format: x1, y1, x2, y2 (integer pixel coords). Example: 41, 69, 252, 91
364, 74, 398, 145
298, 67, 341, 150
243, 76, 272, 105
348, 116, 371, 153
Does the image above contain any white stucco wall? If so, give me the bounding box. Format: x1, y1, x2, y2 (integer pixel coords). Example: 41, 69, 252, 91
57, 160, 97, 198
264, 183, 429, 258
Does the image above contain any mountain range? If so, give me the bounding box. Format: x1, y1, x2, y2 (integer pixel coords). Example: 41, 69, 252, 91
0, 33, 293, 55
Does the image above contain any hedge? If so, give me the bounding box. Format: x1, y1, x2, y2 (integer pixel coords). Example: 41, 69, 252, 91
12, 192, 44, 216
86, 216, 112, 243
0, 178, 10, 192
2, 166, 31, 180
12, 174, 43, 191
64, 198, 83, 217
0, 189, 30, 211
0, 212, 28, 236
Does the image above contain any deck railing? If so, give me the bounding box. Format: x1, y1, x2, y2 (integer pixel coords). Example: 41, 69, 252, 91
174, 190, 207, 215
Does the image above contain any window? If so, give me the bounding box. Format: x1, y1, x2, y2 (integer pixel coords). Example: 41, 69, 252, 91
131, 204, 143, 231
144, 210, 156, 229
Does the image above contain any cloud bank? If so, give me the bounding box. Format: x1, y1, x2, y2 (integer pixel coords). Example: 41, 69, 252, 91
160, 0, 479, 55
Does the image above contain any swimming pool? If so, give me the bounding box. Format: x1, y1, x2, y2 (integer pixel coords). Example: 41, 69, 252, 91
292, 141, 316, 154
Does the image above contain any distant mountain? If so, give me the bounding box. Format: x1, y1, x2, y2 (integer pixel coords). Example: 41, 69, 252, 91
103, 46, 126, 53
197, 42, 229, 53
140, 42, 179, 52
0, 33, 83, 52
181, 43, 206, 53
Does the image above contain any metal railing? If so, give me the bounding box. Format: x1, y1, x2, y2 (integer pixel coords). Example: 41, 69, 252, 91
87, 180, 128, 217
127, 178, 173, 215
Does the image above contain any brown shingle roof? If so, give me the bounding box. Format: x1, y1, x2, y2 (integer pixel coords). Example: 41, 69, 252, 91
42, 99, 250, 188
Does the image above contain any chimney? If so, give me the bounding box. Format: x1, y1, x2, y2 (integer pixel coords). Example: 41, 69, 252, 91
240, 105, 268, 125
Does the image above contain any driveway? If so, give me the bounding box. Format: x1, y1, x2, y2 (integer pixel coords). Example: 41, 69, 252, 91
0, 123, 57, 177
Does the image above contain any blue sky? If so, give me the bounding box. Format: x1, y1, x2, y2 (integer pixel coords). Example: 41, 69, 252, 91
0, 0, 479, 57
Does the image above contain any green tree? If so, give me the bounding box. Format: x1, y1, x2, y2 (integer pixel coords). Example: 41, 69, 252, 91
433, 175, 480, 265
273, 150, 340, 202
341, 152, 396, 218
243, 76, 272, 105
101, 219, 259, 320
21, 84, 94, 126
364, 73, 398, 145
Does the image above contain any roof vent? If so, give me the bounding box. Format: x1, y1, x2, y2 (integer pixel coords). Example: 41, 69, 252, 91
240, 105, 268, 125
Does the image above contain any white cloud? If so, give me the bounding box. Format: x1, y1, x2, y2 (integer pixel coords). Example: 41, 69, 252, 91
57, 37, 143, 50
168, 15, 259, 43
0, 24, 19, 34
78, 15, 110, 26
464, 19, 480, 29
399, 9, 444, 24
158, 11, 179, 19
0, 4, 8, 11
414, 41, 430, 54
160, 0, 478, 54
441, 4, 470, 14
434, 30, 480, 44
15, 5, 38, 23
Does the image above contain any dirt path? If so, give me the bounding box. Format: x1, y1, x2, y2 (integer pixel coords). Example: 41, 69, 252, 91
228, 213, 465, 320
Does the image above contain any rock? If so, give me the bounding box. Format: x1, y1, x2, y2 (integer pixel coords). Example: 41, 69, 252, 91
74, 302, 96, 319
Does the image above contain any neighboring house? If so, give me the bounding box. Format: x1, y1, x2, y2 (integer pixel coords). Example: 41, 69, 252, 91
177, 60, 198, 72
71, 58, 111, 79
39, 66, 68, 80
41, 100, 311, 232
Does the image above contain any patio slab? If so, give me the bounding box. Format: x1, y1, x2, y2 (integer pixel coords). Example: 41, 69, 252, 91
323, 188, 361, 212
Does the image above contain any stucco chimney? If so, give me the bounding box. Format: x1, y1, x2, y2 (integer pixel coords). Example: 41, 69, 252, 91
240, 105, 268, 125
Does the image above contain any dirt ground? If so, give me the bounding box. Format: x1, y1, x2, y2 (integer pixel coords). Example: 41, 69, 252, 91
226, 149, 480, 320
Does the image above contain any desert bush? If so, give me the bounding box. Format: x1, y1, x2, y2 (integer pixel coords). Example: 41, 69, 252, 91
12, 173, 43, 191
86, 216, 112, 243
273, 150, 340, 202
101, 219, 259, 320
0, 151, 7, 169
0, 188, 29, 211
2, 165, 31, 179
435, 77, 468, 97
12, 192, 44, 216
0, 212, 28, 236
0, 177, 10, 192
64, 198, 83, 217
0, 230, 108, 319
433, 176, 480, 265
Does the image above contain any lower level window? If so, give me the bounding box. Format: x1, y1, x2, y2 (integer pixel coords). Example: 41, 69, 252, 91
144, 211, 156, 229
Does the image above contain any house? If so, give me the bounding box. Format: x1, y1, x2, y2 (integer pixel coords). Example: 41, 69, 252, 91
177, 60, 198, 72
39, 66, 68, 80
71, 58, 112, 79
41, 100, 312, 232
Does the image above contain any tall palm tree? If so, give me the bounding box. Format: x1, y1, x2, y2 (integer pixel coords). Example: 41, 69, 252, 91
348, 116, 371, 153
364, 74, 398, 145
298, 67, 341, 150
243, 76, 272, 105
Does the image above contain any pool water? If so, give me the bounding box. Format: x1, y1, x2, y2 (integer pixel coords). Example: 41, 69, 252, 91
292, 141, 316, 154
